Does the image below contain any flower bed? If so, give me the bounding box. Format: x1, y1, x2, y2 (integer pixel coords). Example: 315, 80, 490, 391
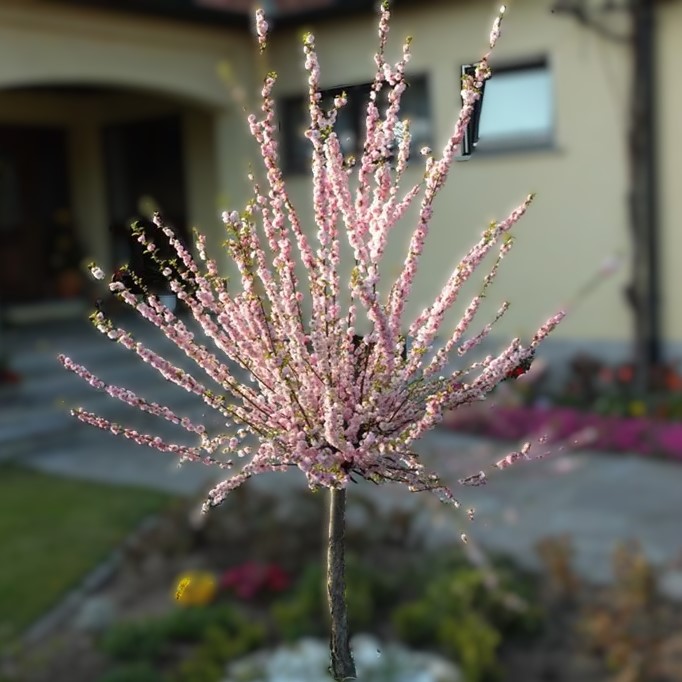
443, 403, 682, 461
1, 488, 545, 682
9, 475, 682, 682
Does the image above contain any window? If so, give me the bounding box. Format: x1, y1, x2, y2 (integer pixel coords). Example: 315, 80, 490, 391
279, 75, 432, 174
462, 58, 554, 154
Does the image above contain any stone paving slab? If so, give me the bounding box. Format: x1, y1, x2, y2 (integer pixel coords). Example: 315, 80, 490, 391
20, 428, 221, 496
17, 424, 682, 589
414, 431, 682, 585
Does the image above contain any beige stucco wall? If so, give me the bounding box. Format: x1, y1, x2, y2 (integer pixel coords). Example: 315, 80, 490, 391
0, 1, 251, 108
658, 0, 682, 347
261, 0, 633, 346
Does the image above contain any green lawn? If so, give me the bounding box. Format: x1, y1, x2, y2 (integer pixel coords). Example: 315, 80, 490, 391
0, 466, 175, 648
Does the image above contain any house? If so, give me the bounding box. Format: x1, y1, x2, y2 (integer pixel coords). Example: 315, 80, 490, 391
0, 0, 679, 371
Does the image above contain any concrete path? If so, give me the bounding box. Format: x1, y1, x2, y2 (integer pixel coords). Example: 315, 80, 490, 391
415, 430, 682, 586
15, 412, 682, 591
3, 316, 682, 592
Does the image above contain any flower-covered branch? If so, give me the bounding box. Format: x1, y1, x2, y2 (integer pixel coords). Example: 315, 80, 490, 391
63, 1, 564, 512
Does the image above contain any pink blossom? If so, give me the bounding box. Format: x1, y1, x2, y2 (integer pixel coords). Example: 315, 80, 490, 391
489, 5, 506, 48
254, 8, 268, 53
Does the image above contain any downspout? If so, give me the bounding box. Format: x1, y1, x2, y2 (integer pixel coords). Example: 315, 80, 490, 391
628, 0, 661, 391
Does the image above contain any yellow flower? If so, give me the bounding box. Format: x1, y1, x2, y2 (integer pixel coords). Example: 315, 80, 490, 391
173, 571, 217, 606
629, 400, 647, 418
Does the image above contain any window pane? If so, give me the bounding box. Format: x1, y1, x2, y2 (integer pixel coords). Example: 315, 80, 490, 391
281, 97, 309, 174
336, 102, 359, 156
375, 76, 431, 156
280, 76, 431, 173
479, 67, 553, 141
401, 76, 431, 149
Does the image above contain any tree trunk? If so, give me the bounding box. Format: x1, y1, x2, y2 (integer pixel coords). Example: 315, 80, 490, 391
326, 487, 356, 680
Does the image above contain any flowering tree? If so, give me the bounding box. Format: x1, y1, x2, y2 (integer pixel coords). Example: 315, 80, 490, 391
60, 3, 566, 679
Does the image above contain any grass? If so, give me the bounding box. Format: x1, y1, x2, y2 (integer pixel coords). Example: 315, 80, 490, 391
0, 465, 175, 649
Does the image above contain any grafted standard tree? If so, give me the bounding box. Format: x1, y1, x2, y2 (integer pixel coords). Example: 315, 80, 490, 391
61, 4, 566, 679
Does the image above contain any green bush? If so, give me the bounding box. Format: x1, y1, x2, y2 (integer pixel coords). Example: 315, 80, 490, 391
272, 556, 396, 641
171, 630, 225, 682
439, 612, 501, 682
392, 556, 543, 682
391, 600, 437, 648
172, 622, 266, 682
394, 591, 501, 682
271, 595, 322, 642
98, 662, 164, 682
100, 604, 249, 658
100, 622, 168, 662
271, 563, 325, 641
346, 556, 396, 627
161, 605, 241, 642
100, 603, 265, 682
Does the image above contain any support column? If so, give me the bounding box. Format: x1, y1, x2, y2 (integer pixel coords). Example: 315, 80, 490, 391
213, 107, 257, 276
183, 107, 221, 246
67, 116, 109, 270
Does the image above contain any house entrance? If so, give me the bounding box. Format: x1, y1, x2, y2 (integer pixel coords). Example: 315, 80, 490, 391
103, 115, 189, 286
0, 125, 72, 303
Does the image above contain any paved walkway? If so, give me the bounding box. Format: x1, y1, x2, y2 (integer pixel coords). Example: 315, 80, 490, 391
3, 317, 682, 591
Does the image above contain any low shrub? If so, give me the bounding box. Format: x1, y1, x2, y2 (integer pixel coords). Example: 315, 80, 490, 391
98, 604, 265, 682
161, 605, 242, 642
172, 621, 265, 682
392, 560, 543, 682
271, 555, 397, 642
100, 622, 168, 662
98, 663, 164, 682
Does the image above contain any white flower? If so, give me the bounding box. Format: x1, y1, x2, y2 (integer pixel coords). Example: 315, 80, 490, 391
90, 265, 105, 280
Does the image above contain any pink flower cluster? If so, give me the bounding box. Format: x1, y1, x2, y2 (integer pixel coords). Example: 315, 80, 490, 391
220, 561, 290, 599
447, 404, 682, 462
61, 3, 564, 513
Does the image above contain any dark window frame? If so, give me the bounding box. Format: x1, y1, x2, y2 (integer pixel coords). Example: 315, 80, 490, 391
460, 56, 555, 157
279, 74, 432, 175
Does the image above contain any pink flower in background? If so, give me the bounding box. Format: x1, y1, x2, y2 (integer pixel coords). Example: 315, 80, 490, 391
655, 423, 682, 459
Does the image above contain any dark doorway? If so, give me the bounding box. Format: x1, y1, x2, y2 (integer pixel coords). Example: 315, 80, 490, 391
0, 126, 73, 303
103, 115, 189, 284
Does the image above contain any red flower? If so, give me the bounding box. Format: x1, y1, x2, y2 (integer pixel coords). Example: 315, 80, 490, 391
616, 364, 634, 384
219, 562, 290, 599
665, 370, 682, 392
265, 564, 291, 592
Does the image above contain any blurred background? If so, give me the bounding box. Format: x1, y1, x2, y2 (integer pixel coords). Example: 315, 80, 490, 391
2, 1, 682, 681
